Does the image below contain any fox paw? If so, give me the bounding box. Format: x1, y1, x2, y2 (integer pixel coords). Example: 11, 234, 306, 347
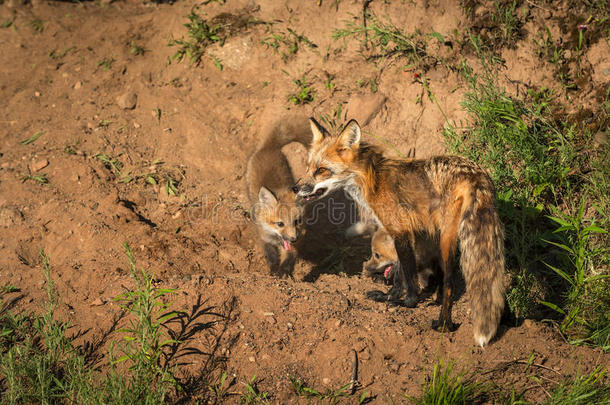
366, 290, 390, 302
403, 295, 418, 308
431, 319, 459, 332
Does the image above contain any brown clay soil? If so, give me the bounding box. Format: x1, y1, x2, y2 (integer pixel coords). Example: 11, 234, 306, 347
0, 0, 609, 403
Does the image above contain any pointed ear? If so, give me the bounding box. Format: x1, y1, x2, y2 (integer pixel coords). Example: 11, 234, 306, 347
337, 119, 361, 151
258, 186, 277, 207
309, 117, 327, 145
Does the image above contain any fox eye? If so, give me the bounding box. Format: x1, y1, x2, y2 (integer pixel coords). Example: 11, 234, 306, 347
314, 167, 328, 177
275, 221, 285, 228
374, 252, 380, 259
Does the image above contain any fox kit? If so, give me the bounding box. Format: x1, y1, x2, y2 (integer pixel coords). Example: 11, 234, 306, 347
246, 115, 311, 276
296, 119, 506, 346
364, 227, 441, 305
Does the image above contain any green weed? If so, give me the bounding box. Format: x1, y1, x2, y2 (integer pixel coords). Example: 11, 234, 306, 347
408, 359, 484, 404
169, 9, 224, 65
546, 367, 610, 404
19, 130, 44, 145
261, 28, 317, 61
332, 12, 427, 67
240, 375, 269, 404
28, 19, 44, 33
96, 57, 115, 71
285, 72, 316, 105
129, 41, 148, 56
21, 173, 48, 184
290, 377, 357, 404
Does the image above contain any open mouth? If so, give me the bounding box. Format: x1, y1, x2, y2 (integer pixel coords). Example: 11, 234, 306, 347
303, 187, 327, 201
383, 264, 393, 279
281, 238, 292, 251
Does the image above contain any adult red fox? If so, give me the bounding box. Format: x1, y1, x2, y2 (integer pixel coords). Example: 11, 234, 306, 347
296, 119, 506, 346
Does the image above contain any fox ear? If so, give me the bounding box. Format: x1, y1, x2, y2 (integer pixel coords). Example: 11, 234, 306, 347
337, 119, 361, 151
309, 118, 327, 145
258, 186, 278, 207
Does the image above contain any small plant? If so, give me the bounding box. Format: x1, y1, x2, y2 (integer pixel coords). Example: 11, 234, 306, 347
165, 175, 179, 196
261, 28, 317, 61
22, 173, 48, 184
286, 72, 316, 105
111, 243, 183, 402
129, 41, 148, 55
209, 371, 232, 401
241, 375, 269, 404
490, 0, 521, 44
20, 130, 44, 145
408, 359, 484, 404
332, 12, 427, 66
546, 367, 610, 404
28, 19, 44, 33
97, 57, 115, 71
169, 9, 224, 65
290, 377, 353, 404
541, 198, 609, 345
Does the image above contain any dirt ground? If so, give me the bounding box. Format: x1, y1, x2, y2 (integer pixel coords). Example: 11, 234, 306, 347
0, 0, 608, 403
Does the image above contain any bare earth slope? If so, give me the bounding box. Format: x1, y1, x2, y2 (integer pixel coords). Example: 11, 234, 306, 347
0, 0, 608, 403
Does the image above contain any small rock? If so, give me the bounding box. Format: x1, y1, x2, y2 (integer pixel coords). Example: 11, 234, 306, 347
172, 211, 182, 219
262, 354, 271, 361
133, 122, 141, 129
182, 274, 192, 282
117, 91, 137, 110
248, 356, 256, 363
593, 131, 608, 146
34, 91, 41, 97
70, 173, 80, 182
74, 81, 82, 90
522, 319, 535, 329
91, 297, 106, 306
602, 68, 610, 76
286, 322, 294, 330
334, 319, 342, 328
30, 159, 49, 172
242, 307, 252, 313
265, 316, 277, 325
322, 378, 331, 386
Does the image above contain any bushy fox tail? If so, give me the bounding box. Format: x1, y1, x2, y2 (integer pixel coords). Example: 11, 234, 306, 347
256, 114, 312, 150
458, 188, 505, 347
246, 113, 312, 204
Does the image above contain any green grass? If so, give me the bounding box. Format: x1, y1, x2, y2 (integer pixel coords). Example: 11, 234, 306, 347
261, 27, 317, 61
0, 248, 185, 403
290, 376, 369, 404
545, 367, 610, 405
21, 173, 48, 184
96, 57, 115, 71
332, 11, 428, 68
169, 9, 224, 65
285, 72, 316, 106
443, 36, 610, 349
19, 130, 44, 145
408, 359, 484, 405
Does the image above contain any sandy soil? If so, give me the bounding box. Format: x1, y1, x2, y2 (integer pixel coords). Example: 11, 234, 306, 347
0, 0, 608, 403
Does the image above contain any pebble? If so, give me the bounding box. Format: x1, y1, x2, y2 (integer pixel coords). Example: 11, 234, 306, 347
248, 356, 256, 363
91, 297, 105, 306
30, 159, 49, 172
117, 91, 137, 110
74, 81, 82, 90
322, 378, 331, 385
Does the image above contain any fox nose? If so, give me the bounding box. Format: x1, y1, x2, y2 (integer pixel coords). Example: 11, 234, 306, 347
299, 183, 314, 194
286, 236, 297, 243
